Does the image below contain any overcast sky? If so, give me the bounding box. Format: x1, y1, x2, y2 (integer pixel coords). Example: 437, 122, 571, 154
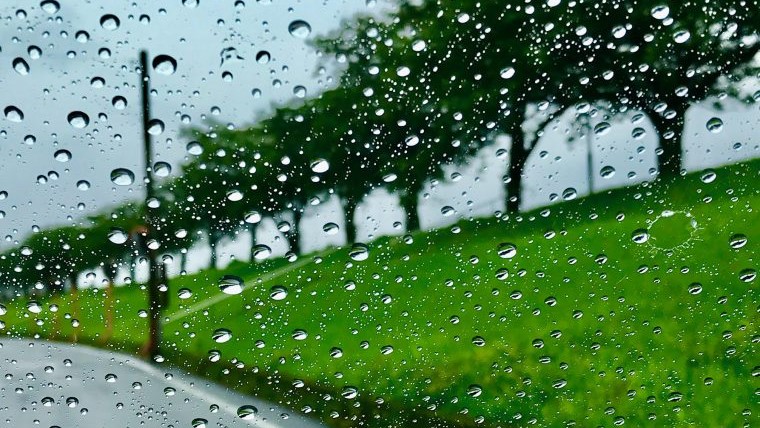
0, 0, 757, 281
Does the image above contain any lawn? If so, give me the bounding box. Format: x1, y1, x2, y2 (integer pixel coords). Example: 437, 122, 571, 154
2, 159, 758, 427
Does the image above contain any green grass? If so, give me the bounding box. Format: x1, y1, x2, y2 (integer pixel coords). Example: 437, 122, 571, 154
2, 159, 759, 427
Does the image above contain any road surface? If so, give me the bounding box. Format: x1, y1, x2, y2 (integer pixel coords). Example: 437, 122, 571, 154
0, 339, 323, 428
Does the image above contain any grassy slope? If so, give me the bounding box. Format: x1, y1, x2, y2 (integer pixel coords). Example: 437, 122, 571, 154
2, 159, 758, 427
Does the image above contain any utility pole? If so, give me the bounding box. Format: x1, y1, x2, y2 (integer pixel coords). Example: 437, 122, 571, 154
139, 50, 163, 358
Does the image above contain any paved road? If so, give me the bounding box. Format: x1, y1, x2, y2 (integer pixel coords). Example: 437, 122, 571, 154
0, 339, 323, 428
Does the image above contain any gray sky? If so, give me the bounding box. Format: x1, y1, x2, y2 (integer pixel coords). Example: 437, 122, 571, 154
0, 0, 758, 282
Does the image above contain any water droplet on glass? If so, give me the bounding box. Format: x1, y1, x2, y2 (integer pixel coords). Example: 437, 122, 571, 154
674, 29, 691, 43
594, 122, 611, 136
212, 328, 232, 343
292, 329, 308, 340
112, 96, 127, 110
323, 222, 339, 235
27, 301, 42, 313
105, 373, 117, 383
739, 268, 756, 283
67, 111, 89, 128
110, 168, 135, 186
562, 188, 577, 201
237, 405, 258, 420
310, 159, 329, 173
497, 243, 517, 259
77, 180, 90, 190
154, 161, 171, 177
349, 243, 369, 261
152, 55, 177, 75
600, 165, 615, 179
12, 58, 29, 75
293, 85, 307, 98
178, 288, 193, 299
244, 211, 261, 224
256, 51, 270, 64
632, 228, 649, 244
108, 228, 128, 244
651, 5, 670, 19
182, 0, 199, 8
467, 384, 483, 397
219, 275, 244, 295
100, 14, 120, 30
500, 67, 515, 79
54, 149, 71, 162
147, 119, 164, 135
288, 20, 311, 38
706, 117, 723, 133
5, 106, 24, 122
700, 170, 716, 183
252, 244, 272, 260
729, 234, 747, 249
226, 189, 243, 201
40, 1, 60, 14
191, 418, 208, 428
187, 141, 203, 155
269, 285, 288, 301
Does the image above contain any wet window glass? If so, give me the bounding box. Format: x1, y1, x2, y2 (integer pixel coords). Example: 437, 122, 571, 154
0, 0, 757, 427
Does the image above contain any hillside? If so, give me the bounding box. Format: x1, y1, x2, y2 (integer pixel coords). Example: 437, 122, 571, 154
2, 159, 758, 427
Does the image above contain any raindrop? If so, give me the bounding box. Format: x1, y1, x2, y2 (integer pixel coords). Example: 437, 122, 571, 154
76, 180, 90, 190
674, 30, 691, 44
244, 211, 262, 224
412, 40, 426, 51
310, 159, 329, 173
256, 51, 270, 64
178, 288, 193, 299
467, 385, 482, 398
471, 336, 486, 347
107, 228, 128, 244
705, 117, 723, 133
152, 54, 177, 75
191, 418, 208, 428
341, 386, 358, 399
54, 149, 71, 162
187, 141, 203, 155
405, 135, 419, 146
500, 66, 515, 79
600, 165, 615, 179
252, 244, 272, 260
211, 328, 232, 343
349, 243, 369, 261
12, 58, 29, 75
632, 228, 649, 244
700, 170, 716, 183
687, 283, 703, 295
27, 301, 42, 313
651, 5, 670, 19
217, 275, 244, 295
739, 268, 756, 283
40, 1, 60, 14
100, 14, 120, 30
226, 189, 243, 201
562, 188, 577, 201
292, 329, 308, 340
5, 106, 24, 122
182, 0, 199, 8
269, 285, 288, 301
147, 119, 164, 135
154, 161, 171, 177
323, 222, 339, 235
497, 243, 517, 259
594, 122, 611, 136
237, 405, 258, 420
110, 168, 135, 186
112, 96, 127, 110
293, 85, 307, 98
288, 20, 311, 38
631, 127, 646, 139
67, 111, 89, 129
729, 234, 747, 249
105, 373, 117, 383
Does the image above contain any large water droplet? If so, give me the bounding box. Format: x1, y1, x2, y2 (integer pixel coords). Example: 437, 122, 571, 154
651, 5, 670, 19
54, 149, 71, 162
12, 58, 29, 75
218, 275, 244, 295
153, 161, 171, 177
729, 234, 747, 249
108, 228, 128, 244
5, 106, 24, 122
112, 96, 127, 110
67, 111, 89, 128
349, 243, 369, 261
288, 20, 311, 38
631, 228, 650, 244
292, 329, 308, 340
40, 1, 60, 14
110, 168, 135, 186
100, 14, 120, 30
705, 117, 723, 133
252, 244, 272, 260
212, 328, 232, 343
147, 119, 164, 135
152, 55, 177, 75
237, 405, 258, 420
310, 159, 329, 173
256, 51, 270, 64
269, 285, 288, 301
497, 243, 517, 259
600, 165, 615, 179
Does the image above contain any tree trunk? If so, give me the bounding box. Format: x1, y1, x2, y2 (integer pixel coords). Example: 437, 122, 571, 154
208, 231, 220, 269
286, 208, 302, 255
247, 222, 259, 262
342, 196, 359, 245
505, 130, 528, 215
68, 271, 79, 343
400, 191, 420, 233
647, 102, 687, 179
101, 259, 118, 343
